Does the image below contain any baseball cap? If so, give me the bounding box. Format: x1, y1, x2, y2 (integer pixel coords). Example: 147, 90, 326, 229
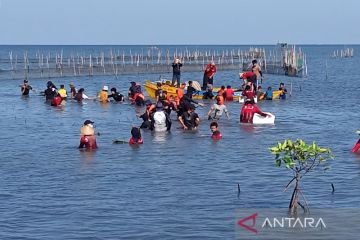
84, 120, 94, 125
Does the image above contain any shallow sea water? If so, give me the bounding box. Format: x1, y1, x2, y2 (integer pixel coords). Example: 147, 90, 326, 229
0, 45, 359, 239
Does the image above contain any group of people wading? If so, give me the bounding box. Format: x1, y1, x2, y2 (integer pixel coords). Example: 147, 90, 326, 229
19, 57, 359, 152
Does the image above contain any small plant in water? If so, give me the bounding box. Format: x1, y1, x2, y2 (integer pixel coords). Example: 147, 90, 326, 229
269, 139, 334, 213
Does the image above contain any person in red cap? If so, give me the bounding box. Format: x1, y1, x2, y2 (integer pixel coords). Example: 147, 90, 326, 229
210, 122, 222, 140
79, 120, 98, 149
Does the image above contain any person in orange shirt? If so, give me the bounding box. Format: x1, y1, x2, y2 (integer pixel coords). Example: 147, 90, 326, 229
99, 85, 109, 102
175, 83, 186, 107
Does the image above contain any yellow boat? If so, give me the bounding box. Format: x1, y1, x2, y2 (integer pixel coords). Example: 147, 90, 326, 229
144, 80, 241, 101
144, 80, 283, 101
258, 90, 282, 100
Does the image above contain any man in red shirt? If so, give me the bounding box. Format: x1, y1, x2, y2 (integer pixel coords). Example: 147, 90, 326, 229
202, 61, 217, 90
224, 85, 234, 101
240, 71, 257, 89
242, 85, 256, 101
240, 99, 268, 123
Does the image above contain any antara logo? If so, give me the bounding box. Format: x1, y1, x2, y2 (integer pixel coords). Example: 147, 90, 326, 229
238, 213, 326, 234
237, 213, 258, 233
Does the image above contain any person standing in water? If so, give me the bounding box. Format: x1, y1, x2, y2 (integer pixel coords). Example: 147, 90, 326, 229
150, 102, 172, 132
129, 127, 143, 145
58, 84, 68, 99
20, 79, 33, 96
352, 130, 360, 153
99, 85, 109, 102
202, 61, 217, 90
252, 59, 263, 84
109, 87, 124, 102
207, 95, 230, 120
279, 82, 288, 99
79, 120, 98, 149
69, 82, 77, 98
44, 81, 57, 101
172, 58, 183, 88
210, 122, 222, 140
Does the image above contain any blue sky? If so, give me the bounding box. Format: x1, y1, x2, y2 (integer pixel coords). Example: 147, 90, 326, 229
0, 0, 359, 45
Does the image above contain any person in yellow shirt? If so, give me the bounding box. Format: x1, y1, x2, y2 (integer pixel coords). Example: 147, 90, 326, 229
99, 85, 109, 102
58, 84, 68, 99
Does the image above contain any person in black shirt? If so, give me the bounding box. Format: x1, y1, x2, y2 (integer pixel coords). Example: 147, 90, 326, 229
186, 81, 197, 98
109, 87, 124, 102
171, 58, 183, 88
44, 81, 57, 101
178, 104, 200, 130
20, 79, 32, 96
155, 82, 167, 104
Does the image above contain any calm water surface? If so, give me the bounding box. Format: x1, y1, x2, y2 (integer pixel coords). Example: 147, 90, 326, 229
0, 45, 359, 239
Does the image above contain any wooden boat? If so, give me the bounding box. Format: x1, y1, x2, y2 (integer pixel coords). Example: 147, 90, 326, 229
144, 80, 242, 101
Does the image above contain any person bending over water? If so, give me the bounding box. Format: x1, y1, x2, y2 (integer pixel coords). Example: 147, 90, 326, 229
150, 102, 172, 132
179, 104, 200, 130
240, 99, 268, 124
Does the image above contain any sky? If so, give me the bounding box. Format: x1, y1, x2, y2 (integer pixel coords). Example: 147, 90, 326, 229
0, 0, 359, 45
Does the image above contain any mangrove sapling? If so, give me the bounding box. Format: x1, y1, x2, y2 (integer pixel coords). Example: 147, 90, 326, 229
269, 139, 334, 213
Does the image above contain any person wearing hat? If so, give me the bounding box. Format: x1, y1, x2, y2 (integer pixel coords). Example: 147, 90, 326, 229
20, 79, 33, 96
44, 81, 57, 101
150, 102, 172, 132
79, 120, 97, 149
69, 82, 77, 98
172, 58, 183, 88
129, 127, 143, 145
352, 130, 360, 153
109, 87, 124, 102
99, 85, 109, 102
178, 104, 200, 130
202, 61, 217, 90
240, 98, 268, 124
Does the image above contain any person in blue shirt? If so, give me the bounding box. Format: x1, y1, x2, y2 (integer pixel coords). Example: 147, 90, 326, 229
279, 83, 287, 99
265, 86, 273, 100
